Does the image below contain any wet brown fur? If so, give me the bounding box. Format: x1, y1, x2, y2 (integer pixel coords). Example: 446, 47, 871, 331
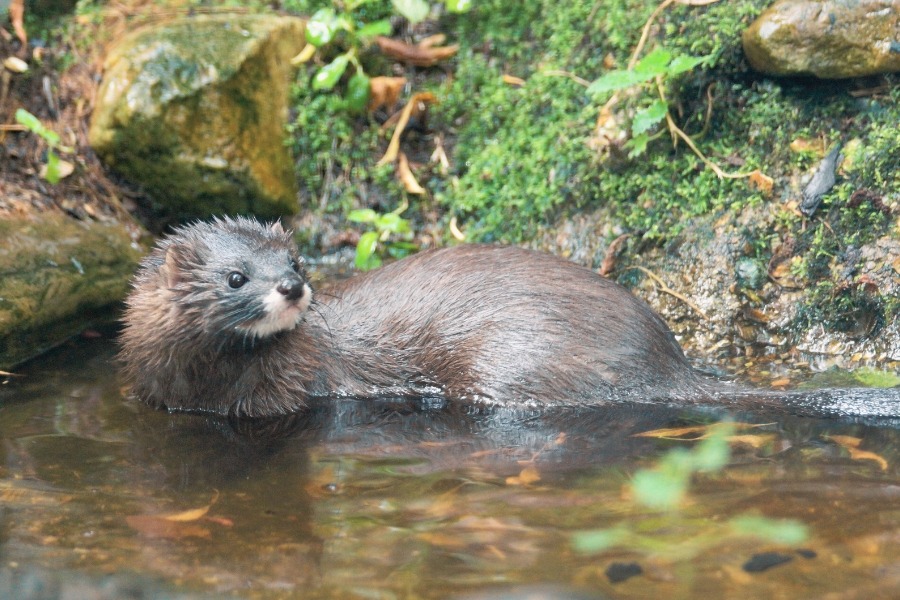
121, 217, 707, 417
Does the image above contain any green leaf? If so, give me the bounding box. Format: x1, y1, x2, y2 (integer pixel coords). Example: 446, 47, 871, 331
358, 19, 393, 39
631, 100, 668, 136
346, 71, 371, 112
587, 69, 651, 96
306, 8, 340, 46
374, 213, 411, 233
392, 0, 429, 23
15, 108, 60, 146
624, 133, 650, 158
313, 55, 350, 91
634, 47, 672, 75
631, 468, 688, 510
730, 516, 809, 545
347, 208, 378, 223
44, 149, 61, 184
355, 231, 382, 270
386, 243, 416, 259
445, 0, 473, 12
689, 427, 732, 471
667, 54, 708, 76
571, 526, 630, 554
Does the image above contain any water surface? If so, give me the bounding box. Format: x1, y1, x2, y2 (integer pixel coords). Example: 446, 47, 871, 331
1, 336, 899, 599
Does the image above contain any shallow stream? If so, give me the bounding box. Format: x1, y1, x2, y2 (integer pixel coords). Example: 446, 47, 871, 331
1, 335, 899, 599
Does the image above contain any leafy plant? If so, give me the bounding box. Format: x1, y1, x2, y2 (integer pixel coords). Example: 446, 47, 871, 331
15, 108, 73, 184
347, 203, 416, 270
572, 422, 809, 556
588, 47, 708, 158
298, 0, 472, 111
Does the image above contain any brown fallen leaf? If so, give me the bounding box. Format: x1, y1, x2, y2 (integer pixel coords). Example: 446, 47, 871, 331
368, 76, 407, 113
506, 466, 541, 486
126, 515, 211, 539
377, 92, 438, 166
634, 422, 769, 440
10, 0, 27, 48
747, 169, 774, 196
829, 435, 889, 471
163, 490, 218, 521
599, 233, 630, 276
376, 36, 459, 67
397, 151, 426, 194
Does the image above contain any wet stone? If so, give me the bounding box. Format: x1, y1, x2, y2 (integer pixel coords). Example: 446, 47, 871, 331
742, 0, 900, 78
743, 552, 795, 573
605, 561, 643, 583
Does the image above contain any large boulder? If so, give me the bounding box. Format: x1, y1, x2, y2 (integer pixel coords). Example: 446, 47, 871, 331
743, 0, 900, 78
89, 14, 305, 219
0, 213, 143, 369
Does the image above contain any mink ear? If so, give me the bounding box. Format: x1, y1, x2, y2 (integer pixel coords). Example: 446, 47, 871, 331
162, 244, 190, 288
270, 221, 285, 235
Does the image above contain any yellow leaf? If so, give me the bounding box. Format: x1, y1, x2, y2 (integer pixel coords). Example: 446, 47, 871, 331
377, 92, 437, 166
290, 43, 317, 65
397, 151, 426, 194
163, 505, 210, 522
506, 466, 541, 486
829, 435, 889, 470
502, 74, 525, 86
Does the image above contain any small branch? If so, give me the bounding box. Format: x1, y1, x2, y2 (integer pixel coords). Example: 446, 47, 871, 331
629, 265, 707, 318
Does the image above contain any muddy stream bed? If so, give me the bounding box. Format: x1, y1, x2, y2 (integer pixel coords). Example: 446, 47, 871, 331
1, 332, 899, 599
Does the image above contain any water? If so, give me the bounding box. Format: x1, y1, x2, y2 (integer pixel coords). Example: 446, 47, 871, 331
1, 335, 900, 599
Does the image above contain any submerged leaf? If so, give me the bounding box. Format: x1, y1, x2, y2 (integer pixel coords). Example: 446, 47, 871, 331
571, 526, 630, 554
730, 516, 809, 545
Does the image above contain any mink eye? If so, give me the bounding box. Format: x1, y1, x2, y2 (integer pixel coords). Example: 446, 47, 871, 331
227, 271, 248, 289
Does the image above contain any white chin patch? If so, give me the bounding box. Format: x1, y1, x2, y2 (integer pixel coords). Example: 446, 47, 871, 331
242, 283, 312, 338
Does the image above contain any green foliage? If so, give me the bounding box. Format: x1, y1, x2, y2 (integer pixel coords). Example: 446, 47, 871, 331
348, 206, 416, 270
572, 422, 809, 557
631, 423, 732, 511
15, 109, 69, 184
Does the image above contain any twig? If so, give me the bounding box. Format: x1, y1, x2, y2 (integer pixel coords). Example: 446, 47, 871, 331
629, 265, 707, 318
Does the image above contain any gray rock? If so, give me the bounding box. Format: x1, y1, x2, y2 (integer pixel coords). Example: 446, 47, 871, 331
743, 0, 900, 78
89, 14, 306, 219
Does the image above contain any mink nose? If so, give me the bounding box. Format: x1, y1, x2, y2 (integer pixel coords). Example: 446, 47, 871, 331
277, 278, 306, 301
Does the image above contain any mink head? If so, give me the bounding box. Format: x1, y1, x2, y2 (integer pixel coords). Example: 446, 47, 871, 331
131, 216, 312, 345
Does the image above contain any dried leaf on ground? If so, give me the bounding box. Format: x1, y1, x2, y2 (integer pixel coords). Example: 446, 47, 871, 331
10, 0, 27, 48
397, 151, 426, 194
375, 36, 459, 67
368, 76, 406, 113
502, 74, 525, 86
747, 169, 774, 195
377, 92, 438, 166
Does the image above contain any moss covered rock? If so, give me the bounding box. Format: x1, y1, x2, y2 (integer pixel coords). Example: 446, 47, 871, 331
0, 214, 143, 369
742, 0, 900, 78
89, 14, 305, 219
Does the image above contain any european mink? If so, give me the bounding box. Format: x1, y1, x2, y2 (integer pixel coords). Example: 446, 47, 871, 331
120, 217, 900, 420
